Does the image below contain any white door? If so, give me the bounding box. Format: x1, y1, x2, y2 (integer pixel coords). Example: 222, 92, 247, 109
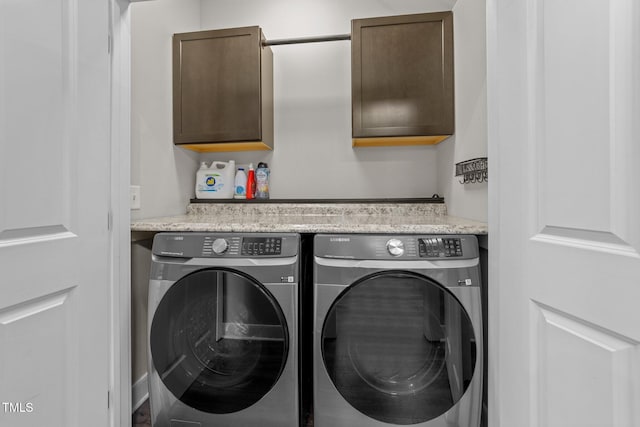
0, 1, 111, 426
488, 1, 640, 426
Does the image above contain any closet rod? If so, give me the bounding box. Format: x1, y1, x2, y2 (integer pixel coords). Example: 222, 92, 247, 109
262, 34, 351, 46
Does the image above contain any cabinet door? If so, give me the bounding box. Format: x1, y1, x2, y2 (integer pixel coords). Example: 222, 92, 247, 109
173, 26, 273, 152
352, 12, 454, 147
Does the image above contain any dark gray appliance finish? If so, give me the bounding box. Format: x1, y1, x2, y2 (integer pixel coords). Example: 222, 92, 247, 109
313, 234, 483, 427
148, 232, 299, 427
152, 232, 299, 259
313, 234, 479, 260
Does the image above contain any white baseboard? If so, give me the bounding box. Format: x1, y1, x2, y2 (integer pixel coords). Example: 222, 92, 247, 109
132, 373, 149, 411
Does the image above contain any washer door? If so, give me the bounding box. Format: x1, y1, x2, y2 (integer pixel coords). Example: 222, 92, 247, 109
322, 271, 476, 425
150, 268, 289, 414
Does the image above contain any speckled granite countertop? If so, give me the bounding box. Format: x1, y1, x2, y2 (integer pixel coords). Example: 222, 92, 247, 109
131, 203, 488, 234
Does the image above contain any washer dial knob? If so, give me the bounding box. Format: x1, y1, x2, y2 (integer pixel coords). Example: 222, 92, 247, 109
386, 238, 405, 257
212, 238, 229, 255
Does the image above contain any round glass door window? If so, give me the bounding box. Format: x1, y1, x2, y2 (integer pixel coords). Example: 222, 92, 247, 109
150, 268, 288, 414
322, 271, 477, 425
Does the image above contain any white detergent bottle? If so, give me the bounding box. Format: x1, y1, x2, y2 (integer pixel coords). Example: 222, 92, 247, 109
195, 160, 235, 199
234, 167, 247, 199
194, 161, 208, 198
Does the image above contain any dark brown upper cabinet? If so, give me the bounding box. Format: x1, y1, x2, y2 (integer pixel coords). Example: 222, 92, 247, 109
351, 12, 454, 147
173, 26, 273, 152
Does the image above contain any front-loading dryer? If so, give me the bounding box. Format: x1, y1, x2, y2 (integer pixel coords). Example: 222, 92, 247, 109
313, 234, 482, 427
148, 232, 299, 427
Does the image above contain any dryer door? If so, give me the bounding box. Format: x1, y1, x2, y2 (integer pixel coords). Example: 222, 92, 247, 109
322, 271, 476, 425
150, 268, 289, 414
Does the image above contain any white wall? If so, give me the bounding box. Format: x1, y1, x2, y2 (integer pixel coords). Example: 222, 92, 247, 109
129, 0, 201, 388
130, 236, 153, 384
436, 0, 488, 222
131, 0, 201, 220
131, 0, 486, 216
198, 0, 458, 199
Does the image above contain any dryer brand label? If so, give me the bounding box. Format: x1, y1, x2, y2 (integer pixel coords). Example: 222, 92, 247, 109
329, 237, 350, 242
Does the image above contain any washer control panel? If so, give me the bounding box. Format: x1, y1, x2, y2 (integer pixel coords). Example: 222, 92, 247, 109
241, 237, 282, 256
202, 236, 240, 256
153, 233, 298, 258
386, 238, 405, 257
211, 238, 229, 255
419, 237, 463, 258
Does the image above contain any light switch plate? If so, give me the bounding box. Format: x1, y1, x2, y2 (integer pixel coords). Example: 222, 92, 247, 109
130, 185, 141, 210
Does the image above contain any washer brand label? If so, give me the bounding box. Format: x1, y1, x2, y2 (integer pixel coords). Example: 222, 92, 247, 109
329, 237, 350, 242
160, 251, 184, 256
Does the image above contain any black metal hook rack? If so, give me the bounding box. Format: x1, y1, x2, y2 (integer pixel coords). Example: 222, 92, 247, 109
455, 157, 488, 184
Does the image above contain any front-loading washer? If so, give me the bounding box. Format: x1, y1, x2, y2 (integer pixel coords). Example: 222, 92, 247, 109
148, 232, 299, 427
313, 234, 482, 427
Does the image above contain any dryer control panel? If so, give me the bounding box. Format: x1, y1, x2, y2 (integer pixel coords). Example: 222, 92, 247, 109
315, 234, 478, 260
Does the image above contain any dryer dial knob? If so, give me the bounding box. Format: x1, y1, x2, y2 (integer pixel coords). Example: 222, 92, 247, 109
212, 238, 229, 255
386, 239, 405, 257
